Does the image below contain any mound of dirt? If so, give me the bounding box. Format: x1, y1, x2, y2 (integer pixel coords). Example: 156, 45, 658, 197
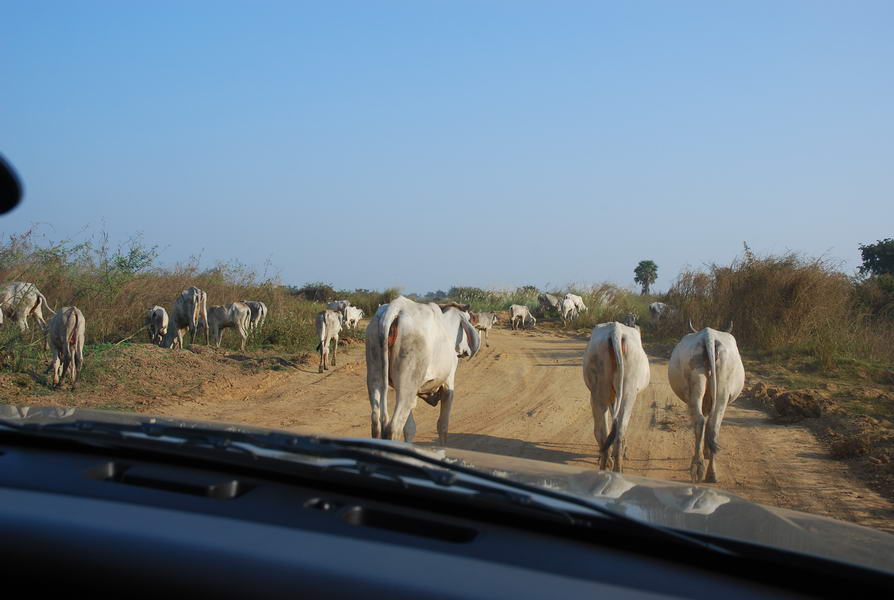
773, 390, 830, 422
741, 382, 831, 422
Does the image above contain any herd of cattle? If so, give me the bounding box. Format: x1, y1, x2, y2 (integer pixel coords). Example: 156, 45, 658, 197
0, 282, 270, 388
1, 281, 741, 483
357, 292, 744, 484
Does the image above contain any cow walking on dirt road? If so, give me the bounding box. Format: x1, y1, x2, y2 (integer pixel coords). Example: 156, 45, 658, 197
668, 321, 744, 483
582, 321, 650, 472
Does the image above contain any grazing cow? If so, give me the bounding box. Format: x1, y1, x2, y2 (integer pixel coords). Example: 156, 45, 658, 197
509, 304, 536, 330
146, 306, 169, 344
560, 298, 578, 326
582, 321, 650, 472
564, 293, 588, 313
365, 296, 480, 445
649, 302, 674, 322
622, 313, 638, 328
0, 282, 55, 332
315, 309, 343, 373
241, 300, 268, 332
207, 302, 252, 351
538, 293, 561, 314
327, 300, 351, 314
162, 287, 209, 349
469, 311, 498, 347
45, 306, 85, 389
668, 321, 744, 483
344, 306, 365, 329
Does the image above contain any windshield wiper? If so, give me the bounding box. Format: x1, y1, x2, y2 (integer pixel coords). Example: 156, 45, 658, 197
0, 418, 733, 555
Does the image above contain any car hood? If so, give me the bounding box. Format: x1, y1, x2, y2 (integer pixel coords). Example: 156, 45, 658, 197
2, 404, 893, 575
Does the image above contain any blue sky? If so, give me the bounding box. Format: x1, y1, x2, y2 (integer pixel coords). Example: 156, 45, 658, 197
2, 1, 892, 293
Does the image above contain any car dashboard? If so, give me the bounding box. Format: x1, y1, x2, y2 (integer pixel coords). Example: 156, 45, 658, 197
0, 436, 857, 598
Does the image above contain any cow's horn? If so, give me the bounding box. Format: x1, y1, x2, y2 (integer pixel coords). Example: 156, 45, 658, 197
688, 320, 698, 334
725, 320, 734, 333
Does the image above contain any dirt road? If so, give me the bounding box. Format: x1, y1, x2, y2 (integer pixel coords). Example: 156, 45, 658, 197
161, 327, 894, 532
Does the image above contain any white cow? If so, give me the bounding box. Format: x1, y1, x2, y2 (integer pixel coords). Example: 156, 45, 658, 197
649, 302, 674, 322
45, 306, 85, 389
560, 297, 578, 326
0, 282, 55, 332
327, 300, 351, 314
145, 306, 169, 345
162, 287, 209, 349
469, 311, 498, 347
344, 306, 365, 329
668, 322, 744, 483
207, 302, 252, 351
582, 321, 650, 472
564, 293, 588, 313
240, 300, 268, 332
509, 304, 536, 330
365, 296, 480, 445
315, 309, 343, 372
538, 293, 561, 314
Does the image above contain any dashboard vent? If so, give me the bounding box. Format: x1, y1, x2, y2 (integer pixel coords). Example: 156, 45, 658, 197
341, 505, 477, 543
85, 461, 251, 500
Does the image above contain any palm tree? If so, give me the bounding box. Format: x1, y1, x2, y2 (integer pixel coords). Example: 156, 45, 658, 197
634, 260, 658, 295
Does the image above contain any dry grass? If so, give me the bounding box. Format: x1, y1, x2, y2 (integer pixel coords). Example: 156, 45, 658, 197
656, 249, 894, 366
0, 229, 380, 365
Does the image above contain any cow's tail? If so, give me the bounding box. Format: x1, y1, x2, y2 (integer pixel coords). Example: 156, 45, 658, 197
38, 292, 55, 315
601, 326, 625, 454
378, 303, 402, 435
64, 308, 78, 367
705, 330, 721, 455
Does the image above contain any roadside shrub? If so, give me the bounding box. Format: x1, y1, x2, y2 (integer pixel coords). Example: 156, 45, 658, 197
291, 281, 336, 302
855, 274, 894, 321
657, 249, 894, 364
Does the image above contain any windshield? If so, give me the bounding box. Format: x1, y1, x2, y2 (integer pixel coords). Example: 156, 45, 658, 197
1, 0, 892, 565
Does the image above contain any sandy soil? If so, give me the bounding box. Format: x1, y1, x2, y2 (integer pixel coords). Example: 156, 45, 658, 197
158, 327, 894, 532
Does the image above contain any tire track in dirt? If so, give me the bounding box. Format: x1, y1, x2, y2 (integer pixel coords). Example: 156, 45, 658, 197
160, 327, 894, 532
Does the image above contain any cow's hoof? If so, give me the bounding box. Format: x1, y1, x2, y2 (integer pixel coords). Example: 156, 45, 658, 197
690, 459, 705, 483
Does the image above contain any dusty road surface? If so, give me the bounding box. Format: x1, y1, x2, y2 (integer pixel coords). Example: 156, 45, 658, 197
162, 327, 894, 532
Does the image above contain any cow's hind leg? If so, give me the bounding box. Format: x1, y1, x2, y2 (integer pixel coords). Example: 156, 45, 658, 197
403, 411, 417, 444
49, 351, 61, 387
436, 385, 454, 446
687, 376, 709, 482
318, 339, 327, 373
59, 353, 71, 389
68, 346, 78, 388
589, 391, 612, 471
331, 333, 338, 366
385, 355, 423, 442
366, 340, 387, 438
386, 385, 418, 442
704, 394, 729, 484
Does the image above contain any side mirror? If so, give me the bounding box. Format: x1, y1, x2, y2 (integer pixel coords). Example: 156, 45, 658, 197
0, 154, 23, 215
